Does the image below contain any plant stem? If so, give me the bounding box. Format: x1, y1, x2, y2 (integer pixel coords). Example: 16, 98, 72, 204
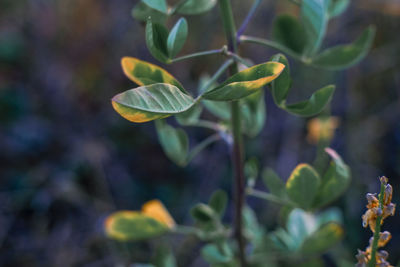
171, 48, 224, 63
368, 182, 385, 267
218, 1, 247, 266
236, 0, 262, 40
246, 188, 296, 206
199, 59, 234, 93
186, 134, 221, 163
239, 35, 307, 62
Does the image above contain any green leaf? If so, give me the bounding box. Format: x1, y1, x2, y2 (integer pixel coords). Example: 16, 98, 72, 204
201, 244, 231, 264
311, 26, 376, 70
286, 164, 321, 209
146, 18, 170, 63
153, 245, 177, 267
272, 14, 307, 54
313, 148, 351, 208
328, 0, 349, 18
301, 0, 329, 55
112, 83, 195, 123
202, 62, 285, 101
300, 222, 344, 254
203, 99, 231, 120
270, 54, 292, 107
142, 0, 168, 14
316, 207, 343, 227
105, 211, 169, 241
121, 57, 185, 92
287, 209, 317, 249
167, 18, 188, 58
243, 206, 264, 242
191, 203, 217, 223
208, 190, 228, 217
262, 168, 286, 197
175, 103, 202, 125
285, 85, 335, 117
155, 120, 189, 166
176, 0, 217, 15
132, 2, 167, 24
241, 90, 266, 137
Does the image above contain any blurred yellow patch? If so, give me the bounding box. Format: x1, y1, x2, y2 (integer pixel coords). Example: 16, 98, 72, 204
142, 200, 176, 228
307, 116, 339, 144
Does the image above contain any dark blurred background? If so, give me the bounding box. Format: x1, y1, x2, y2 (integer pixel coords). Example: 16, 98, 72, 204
0, 0, 399, 266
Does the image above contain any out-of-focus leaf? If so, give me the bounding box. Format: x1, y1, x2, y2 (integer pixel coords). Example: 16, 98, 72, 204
208, 190, 228, 218
262, 168, 286, 197
287, 209, 317, 248
270, 54, 292, 107
301, 0, 329, 55
105, 211, 169, 241
201, 244, 231, 264
142, 0, 168, 14
316, 207, 343, 227
175, 103, 202, 125
132, 2, 167, 24
328, 0, 349, 18
300, 222, 344, 254
284, 85, 335, 117
112, 83, 195, 123
298, 258, 325, 267
176, 0, 217, 15
146, 18, 170, 63
203, 62, 285, 101
311, 26, 376, 70
153, 245, 177, 267
241, 90, 266, 137
155, 120, 189, 166
190, 203, 217, 223
243, 206, 264, 242
313, 148, 351, 208
286, 164, 320, 209
167, 18, 188, 58
121, 57, 185, 92
272, 14, 307, 54
142, 200, 176, 228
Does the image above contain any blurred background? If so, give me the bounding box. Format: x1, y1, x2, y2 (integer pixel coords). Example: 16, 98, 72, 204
0, 0, 399, 266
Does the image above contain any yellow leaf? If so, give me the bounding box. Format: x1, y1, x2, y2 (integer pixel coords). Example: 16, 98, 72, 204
142, 200, 176, 229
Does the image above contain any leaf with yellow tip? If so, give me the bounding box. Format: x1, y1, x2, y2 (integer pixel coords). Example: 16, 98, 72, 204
202, 62, 285, 101
300, 222, 344, 254
104, 211, 169, 241
142, 200, 176, 228
112, 83, 196, 123
121, 57, 185, 92
286, 164, 321, 209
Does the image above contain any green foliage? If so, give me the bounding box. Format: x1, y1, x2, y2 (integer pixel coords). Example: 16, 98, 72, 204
286, 164, 321, 209
167, 18, 188, 58
146, 18, 170, 63
262, 168, 286, 197
311, 26, 376, 70
301, 0, 329, 55
270, 54, 335, 116
142, 0, 168, 14
203, 62, 285, 101
112, 83, 195, 123
105, 211, 169, 241
107, 0, 373, 265
176, 0, 217, 15
132, 2, 167, 24
272, 14, 307, 54
155, 120, 189, 166
208, 190, 228, 218
313, 148, 351, 208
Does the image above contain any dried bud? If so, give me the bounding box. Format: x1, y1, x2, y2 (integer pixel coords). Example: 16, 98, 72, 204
384, 184, 393, 205
380, 176, 388, 185
366, 193, 379, 208
378, 231, 392, 247
377, 250, 389, 260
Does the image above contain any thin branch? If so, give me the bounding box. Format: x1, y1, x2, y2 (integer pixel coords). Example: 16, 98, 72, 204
236, 0, 263, 40
171, 48, 225, 63
246, 188, 296, 206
